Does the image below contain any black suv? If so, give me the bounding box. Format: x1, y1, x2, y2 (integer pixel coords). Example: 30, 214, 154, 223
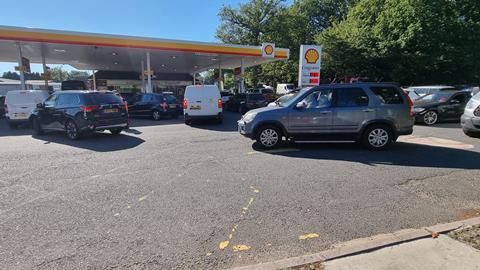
128, 93, 181, 120
31, 91, 129, 140
227, 93, 268, 114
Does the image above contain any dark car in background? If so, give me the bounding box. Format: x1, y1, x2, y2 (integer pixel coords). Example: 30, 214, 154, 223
226, 93, 268, 114
120, 93, 139, 106
0, 95, 5, 118
31, 91, 128, 140
414, 90, 472, 125
61, 80, 87, 90
251, 88, 275, 102
128, 93, 181, 120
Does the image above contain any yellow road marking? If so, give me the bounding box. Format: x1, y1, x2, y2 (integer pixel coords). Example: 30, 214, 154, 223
219, 241, 230, 250
299, 233, 320, 240
249, 186, 260, 193
138, 195, 148, 202
233, 245, 251, 251
113, 213, 120, 217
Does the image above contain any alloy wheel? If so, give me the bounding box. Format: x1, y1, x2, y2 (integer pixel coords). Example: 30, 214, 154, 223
66, 121, 78, 139
423, 111, 438, 125
153, 111, 161, 120
368, 128, 389, 148
259, 128, 279, 147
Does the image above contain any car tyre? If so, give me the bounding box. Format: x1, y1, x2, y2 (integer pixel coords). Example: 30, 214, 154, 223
152, 110, 161, 121
423, 110, 438, 125
463, 129, 480, 138
362, 125, 393, 150
32, 118, 44, 135
65, 120, 81, 140
109, 128, 122, 135
255, 125, 282, 149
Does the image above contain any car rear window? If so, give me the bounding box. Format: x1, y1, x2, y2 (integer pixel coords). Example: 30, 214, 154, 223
262, 89, 273, 94
85, 93, 123, 104
370, 86, 404, 104
164, 95, 177, 103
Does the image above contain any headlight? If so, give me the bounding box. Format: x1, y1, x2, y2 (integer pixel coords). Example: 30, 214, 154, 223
413, 108, 426, 113
242, 113, 257, 122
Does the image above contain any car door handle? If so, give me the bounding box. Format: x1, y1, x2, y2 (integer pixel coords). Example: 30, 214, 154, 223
319, 111, 332, 114
363, 109, 375, 112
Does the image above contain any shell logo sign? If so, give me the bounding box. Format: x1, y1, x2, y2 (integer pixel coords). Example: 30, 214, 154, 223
262, 43, 275, 58
264, 44, 274, 55
298, 45, 322, 87
305, 48, 319, 64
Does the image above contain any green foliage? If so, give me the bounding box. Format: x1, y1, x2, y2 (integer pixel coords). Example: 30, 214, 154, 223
2, 71, 20, 80
318, 0, 480, 85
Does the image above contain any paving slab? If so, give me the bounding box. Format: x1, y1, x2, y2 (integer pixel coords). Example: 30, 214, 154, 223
323, 235, 480, 270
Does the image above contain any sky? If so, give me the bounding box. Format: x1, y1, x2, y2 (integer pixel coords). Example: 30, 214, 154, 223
0, 0, 255, 74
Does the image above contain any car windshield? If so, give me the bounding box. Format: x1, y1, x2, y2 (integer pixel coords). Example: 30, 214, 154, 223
275, 93, 296, 107
278, 88, 310, 107
415, 92, 455, 104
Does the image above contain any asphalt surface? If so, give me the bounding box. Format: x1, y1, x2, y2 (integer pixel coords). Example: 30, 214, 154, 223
1, 113, 480, 269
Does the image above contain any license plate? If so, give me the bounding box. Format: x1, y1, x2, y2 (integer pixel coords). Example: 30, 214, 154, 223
104, 108, 118, 113
169, 104, 177, 108
190, 105, 201, 110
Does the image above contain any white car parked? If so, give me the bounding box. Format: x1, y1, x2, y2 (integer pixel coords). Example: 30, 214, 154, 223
5, 90, 49, 128
183, 85, 223, 124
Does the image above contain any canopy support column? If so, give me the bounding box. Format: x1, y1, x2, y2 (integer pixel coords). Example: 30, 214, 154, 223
218, 63, 223, 91
92, 70, 97, 90
16, 42, 26, 89
41, 46, 49, 91
146, 51, 152, 93
141, 60, 145, 92
193, 72, 196, 85
239, 58, 245, 93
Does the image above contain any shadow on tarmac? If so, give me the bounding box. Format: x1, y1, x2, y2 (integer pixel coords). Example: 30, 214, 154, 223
32, 131, 145, 152
252, 141, 480, 170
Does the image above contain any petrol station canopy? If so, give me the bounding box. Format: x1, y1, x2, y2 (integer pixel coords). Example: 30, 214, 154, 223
0, 25, 289, 74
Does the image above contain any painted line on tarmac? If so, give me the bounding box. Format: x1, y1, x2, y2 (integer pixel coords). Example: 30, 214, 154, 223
218, 186, 259, 252
398, 136, 474, 150
246, 148, 301, 155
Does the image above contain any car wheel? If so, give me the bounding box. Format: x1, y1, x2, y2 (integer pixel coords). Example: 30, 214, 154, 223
362, 125, 392, 150
152, 110, 161, 121
463, 129, 480, 138
109, 128, 122, 135
65, 120, 80, 140
256, 125, 282, 149
32, 118, 44, 135
423, 111, 438, 125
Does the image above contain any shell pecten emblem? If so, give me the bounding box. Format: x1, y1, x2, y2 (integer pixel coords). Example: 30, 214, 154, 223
264, 44, 274, 55
305, 48, 319, 64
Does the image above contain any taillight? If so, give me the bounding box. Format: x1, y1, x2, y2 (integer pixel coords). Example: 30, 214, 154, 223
4, 103, 7, 114
474, 106, 480, 117
405, 94, 414, 117
80, 105, 99, 113
183, 99, 188, 109
217, 98, 222, 109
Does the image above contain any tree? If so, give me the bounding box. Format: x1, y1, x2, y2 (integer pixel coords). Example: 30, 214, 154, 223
317, 0, 480, 85
50, 67, 71, 82
216, 0, 356, 87
1, 71, 20, 80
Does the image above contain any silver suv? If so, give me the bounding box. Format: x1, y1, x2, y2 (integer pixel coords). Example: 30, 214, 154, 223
238, 83, 414, 150
461, 91, 480, 138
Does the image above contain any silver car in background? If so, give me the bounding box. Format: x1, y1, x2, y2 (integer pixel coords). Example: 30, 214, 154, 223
461, 92, 480, 138
238, 83, 414, 150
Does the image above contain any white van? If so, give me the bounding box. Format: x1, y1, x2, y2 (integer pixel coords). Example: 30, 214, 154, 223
5, 90, 50, 128
276, 83, 295, 95
183, 85, 222, 124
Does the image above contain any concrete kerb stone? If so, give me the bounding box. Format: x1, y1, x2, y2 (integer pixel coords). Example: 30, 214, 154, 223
230, 217, 480, 270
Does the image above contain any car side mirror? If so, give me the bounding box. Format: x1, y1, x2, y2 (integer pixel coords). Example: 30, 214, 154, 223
295, 101, 307, 109
36, 103, 45, 109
